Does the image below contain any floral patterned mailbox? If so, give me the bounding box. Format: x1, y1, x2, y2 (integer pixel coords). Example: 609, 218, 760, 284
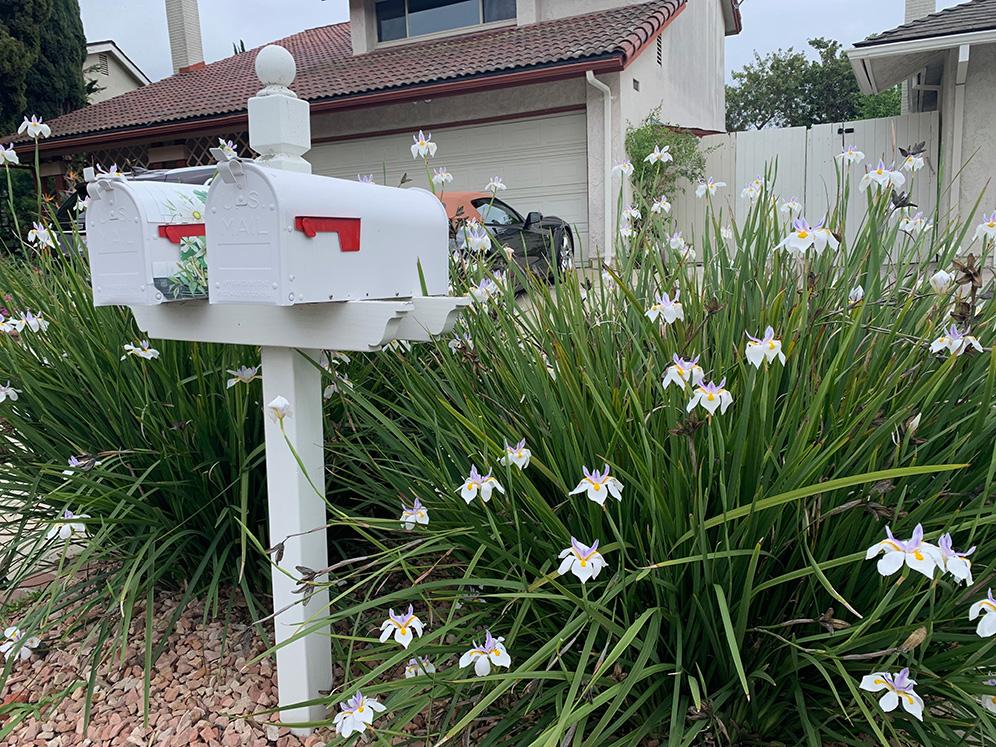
85, 178, 211, 305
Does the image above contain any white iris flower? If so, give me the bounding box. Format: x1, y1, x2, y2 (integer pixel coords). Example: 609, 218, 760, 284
859, 668, 924, 722
865, 523, 941, 579
569, 464, 623, 506
745, 327, 786, 368
557, 537, 607, 583
379, 605, 425, 648
333, 691, 386, 738
459, 630, 511, 677
499, 439, 531, 469
410, 130, 437, 159
646, 290, 684, 324
457, 465, 505, 504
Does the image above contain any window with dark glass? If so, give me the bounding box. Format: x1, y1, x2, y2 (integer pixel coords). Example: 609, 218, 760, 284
375, 0, 407, 42
474, 199, 521, 226
375, 0, 515, 42
483, 0, 515, 23
408, 0, 479, 36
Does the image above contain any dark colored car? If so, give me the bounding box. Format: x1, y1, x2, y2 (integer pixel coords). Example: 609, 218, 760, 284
440, 192, 574, 276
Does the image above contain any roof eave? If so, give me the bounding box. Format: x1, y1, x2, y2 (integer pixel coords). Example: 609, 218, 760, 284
17, 54, 625, 155
85, 40, 152, 86
721, 0, 743, 36
847, 27, 996, 94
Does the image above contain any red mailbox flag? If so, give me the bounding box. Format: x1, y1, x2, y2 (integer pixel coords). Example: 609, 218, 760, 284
294, 217, 362, 252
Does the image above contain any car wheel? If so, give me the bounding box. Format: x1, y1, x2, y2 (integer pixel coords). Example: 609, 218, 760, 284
556, 228, 575, 275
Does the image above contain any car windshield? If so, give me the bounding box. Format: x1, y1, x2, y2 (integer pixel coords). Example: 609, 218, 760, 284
473, 199, 521, 226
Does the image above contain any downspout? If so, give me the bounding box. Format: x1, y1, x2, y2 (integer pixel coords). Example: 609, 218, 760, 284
586, 70, 614, 264
949, 44, 970, 220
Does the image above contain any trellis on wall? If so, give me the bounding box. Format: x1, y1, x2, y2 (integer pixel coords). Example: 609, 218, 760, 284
184, 132, 250, 166
80, 143, 152, 172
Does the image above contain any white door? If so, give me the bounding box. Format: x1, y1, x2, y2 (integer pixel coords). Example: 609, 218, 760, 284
307, 112, 589, 245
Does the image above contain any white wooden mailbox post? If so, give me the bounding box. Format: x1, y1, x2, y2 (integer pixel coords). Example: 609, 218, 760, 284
84, 45, 468, 733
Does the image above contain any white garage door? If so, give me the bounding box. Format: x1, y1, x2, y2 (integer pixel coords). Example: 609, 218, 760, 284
308, 111, 589, 245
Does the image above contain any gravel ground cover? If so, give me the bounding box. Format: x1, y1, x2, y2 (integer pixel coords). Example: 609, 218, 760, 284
1, 591, 335, 746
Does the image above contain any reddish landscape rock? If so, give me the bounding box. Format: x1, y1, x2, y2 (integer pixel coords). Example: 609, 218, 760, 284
0, 593, 338, 746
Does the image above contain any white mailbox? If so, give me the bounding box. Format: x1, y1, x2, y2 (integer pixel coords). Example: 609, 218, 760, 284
85, 177, 210, 306
205, 160, 449, 305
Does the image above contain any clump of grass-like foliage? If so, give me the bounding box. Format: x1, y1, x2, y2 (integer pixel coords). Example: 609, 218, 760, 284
307, 169, 995, 745
0, 151, 993, 746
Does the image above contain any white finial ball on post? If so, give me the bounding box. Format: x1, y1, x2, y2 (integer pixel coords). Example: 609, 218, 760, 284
255, 45, 297, 90
247, 44, 312, 173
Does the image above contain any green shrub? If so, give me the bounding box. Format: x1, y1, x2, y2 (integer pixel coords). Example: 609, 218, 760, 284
0, 239, 275, 698
625, 110, 706, 200
309, 173, 995, 744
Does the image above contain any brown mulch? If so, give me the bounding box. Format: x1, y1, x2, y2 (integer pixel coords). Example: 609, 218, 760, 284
0, 592, 337, 747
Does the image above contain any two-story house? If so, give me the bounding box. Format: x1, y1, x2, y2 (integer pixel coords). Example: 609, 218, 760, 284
84, 41, 150, 104
10, 0, 741, 257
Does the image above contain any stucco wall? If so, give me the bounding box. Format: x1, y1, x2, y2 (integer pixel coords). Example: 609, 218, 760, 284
309, 78, 587, 142
619, 0, 726, 133
349, 0, 376, 54
84, 52, 145, 104
958, 42, 996, 222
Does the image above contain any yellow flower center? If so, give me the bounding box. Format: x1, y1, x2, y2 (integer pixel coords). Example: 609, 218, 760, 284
400, 626, 408, 635
491, 649, 501, 656
358, 705, 365, 713
579, 559, 587, 567
768, 341, 776, 350
593, 483, 601, 491
876, 169, 884, 175
466, 483, 473, 490
797, 230, 809, 239
913, 550, 924, 561
707, 393, 715, 401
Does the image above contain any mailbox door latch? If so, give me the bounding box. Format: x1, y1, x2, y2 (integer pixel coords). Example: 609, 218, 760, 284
158, 224, 206, 244
294, 217, 362, 252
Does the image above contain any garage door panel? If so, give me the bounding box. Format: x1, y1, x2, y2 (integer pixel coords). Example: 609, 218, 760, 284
309, 113, 589, 244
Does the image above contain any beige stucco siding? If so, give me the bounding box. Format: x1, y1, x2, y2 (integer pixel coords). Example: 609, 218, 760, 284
309, 79, 587, 142
624, 0, 726, 132
958, 42, 996, 220
84, 52, 146, 104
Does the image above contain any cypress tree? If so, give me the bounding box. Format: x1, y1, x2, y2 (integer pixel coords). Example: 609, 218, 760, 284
24, 0, 88, 124
0, 0, 87, 135
0, 0, 52, 134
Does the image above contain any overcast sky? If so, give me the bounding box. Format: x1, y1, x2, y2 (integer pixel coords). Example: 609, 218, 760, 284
79, 0, 964, 84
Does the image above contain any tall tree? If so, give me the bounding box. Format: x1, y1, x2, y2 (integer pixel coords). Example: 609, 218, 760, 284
726, 38, 900, 131
25, 0, 88, 122
0, 0, 52, 134
0, 0, 87, 135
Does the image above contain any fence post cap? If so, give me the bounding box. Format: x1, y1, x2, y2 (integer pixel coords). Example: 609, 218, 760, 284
255, 45, 297, 93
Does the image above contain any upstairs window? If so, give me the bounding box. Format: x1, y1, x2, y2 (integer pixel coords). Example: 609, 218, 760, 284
376, 0, 515, 42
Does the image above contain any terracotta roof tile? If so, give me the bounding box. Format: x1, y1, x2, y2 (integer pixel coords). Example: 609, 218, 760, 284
10, 0, 683, 146
853, 0, 996, 48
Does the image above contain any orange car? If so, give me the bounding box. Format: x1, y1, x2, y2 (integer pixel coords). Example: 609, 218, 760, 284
439, 191, 574, 276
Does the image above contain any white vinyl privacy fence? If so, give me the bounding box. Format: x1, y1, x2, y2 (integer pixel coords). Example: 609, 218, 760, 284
671, 112, 940, 246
